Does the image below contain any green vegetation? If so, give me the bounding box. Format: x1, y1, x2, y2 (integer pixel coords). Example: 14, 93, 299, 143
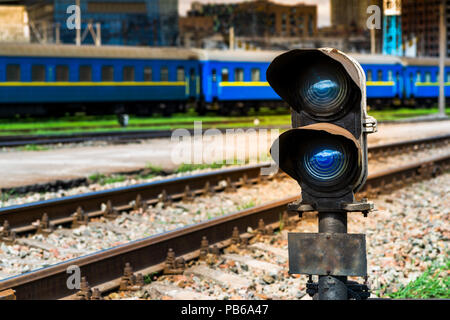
175, 161, 227, 173
88, 172, 106, 183
0, 107, 291, 136
88, 173, 126, 185
0, 189, 16, 202
143, 272, 159, 284
17, 144, 50, 151
136, 173, 156, 180
381, 259, 449, 299
0, 107, 448, 137
367, 107, 450, 121
145, 163, 163, 174
278, 212, 285, 231
237, 200, 255, 211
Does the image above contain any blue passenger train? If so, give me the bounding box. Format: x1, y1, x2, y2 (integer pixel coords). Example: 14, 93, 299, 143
0, 43, 448, 117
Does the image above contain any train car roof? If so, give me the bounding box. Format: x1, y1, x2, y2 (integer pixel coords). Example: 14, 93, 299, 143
198, 49, 284, 62
0, 43, 202, 60
351, 54, 403, 65
0, 44, 406, 66
200, 49, 403, 65
401, 57, 450, 66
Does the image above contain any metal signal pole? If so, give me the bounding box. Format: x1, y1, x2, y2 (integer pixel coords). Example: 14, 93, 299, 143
439, 0, 446, 117
318, 212, 348, 300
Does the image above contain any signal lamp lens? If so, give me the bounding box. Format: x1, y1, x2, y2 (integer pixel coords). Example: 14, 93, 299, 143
303, 145, 348, 182
300, 67, 348, 117
295, 137, 357, 191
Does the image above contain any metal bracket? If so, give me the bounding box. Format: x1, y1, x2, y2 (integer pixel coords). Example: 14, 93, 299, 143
287, 199, 314, 214
288, 199, 374, 217
363, 115, 378, 134
341, 199, 374, 217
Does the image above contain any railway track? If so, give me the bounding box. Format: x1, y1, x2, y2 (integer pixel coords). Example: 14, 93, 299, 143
0, 125, 292, 148
0, 134, 448, 235
0, 146, 448, 299
2, 120, 448, 148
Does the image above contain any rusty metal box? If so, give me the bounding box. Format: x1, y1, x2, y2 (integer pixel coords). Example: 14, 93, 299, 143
288, 233, 367, 276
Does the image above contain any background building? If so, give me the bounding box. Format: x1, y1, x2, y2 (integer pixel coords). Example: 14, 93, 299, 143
184, 0, 317, 49
383, 0, 402, 55
330, 0, 383, 53
179, 15, 214, 48
401, 0, 439, 57
24, 0, 178, 46
0, 5, 29, 43
331, 0, 383, 32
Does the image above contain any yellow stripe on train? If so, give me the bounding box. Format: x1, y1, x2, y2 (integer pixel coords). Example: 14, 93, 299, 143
0, 81, 186, 87
219, 81, 271, 87
220, 81, 395, 87
415, 82, 450, 86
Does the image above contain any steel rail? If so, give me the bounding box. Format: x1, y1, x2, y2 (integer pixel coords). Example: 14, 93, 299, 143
368, 134, 449, 155
0, 134, 448, 234
0, 154, 448, 300
0, 164, 268, 232
0, 125, 291, 148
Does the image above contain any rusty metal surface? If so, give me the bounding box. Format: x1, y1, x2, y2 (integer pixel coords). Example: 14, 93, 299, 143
0, 150, 448, 299
0, 137, 447, 234
0, 196, 298, 300
288, 233, 367, 276
369, 134, 449, 154
0, 164, 267, 231
362, 153, 450, 193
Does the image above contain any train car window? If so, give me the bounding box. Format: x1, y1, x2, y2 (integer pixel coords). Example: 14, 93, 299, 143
377, 70, 383, 81
6, 64, 20, 81
56, 65, 69, 82
31, 65, 46, 82
222, 68, 229, 81
251, 68, 261, 82
387, 70, 393, 81
235, 68, 244, 82
447, 72, 450, 82
144, 67, 152, 81
161, 67, 169, 81
102, 66, 114, 81
79, 66, 92, 81
425, 72, 431, 82
123, 66, 135, 81
416, 72, 421, 82
212, 69, 217, 82
177, 67, 185, 82
367, 70, 372, 81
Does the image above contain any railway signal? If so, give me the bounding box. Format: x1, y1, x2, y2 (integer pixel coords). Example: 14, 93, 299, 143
268, 48, 377, 300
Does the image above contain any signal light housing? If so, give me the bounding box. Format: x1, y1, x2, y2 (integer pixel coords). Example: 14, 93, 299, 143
268, 48, 376, 211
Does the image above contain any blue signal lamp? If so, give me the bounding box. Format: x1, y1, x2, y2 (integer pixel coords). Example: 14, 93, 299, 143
268, 48, 377, 211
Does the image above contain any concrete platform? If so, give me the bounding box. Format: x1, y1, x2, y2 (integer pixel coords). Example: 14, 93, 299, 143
0, 120, 449, 189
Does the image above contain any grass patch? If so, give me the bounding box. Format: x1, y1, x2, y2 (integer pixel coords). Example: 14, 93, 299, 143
17, 144, 50, 151
237, 200, 255, 211
88, 172, 106, 183
136, 173, 156, 180
100, 175, 126, 185
368, 107, 450, 121
1, 189, 16, 202
175, 161, 227, 173
145, 164, 163, 174
278, 212, 285, 231
1, 107, 448, 137
381, 260, 449, 299
88, 173, 126, 185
